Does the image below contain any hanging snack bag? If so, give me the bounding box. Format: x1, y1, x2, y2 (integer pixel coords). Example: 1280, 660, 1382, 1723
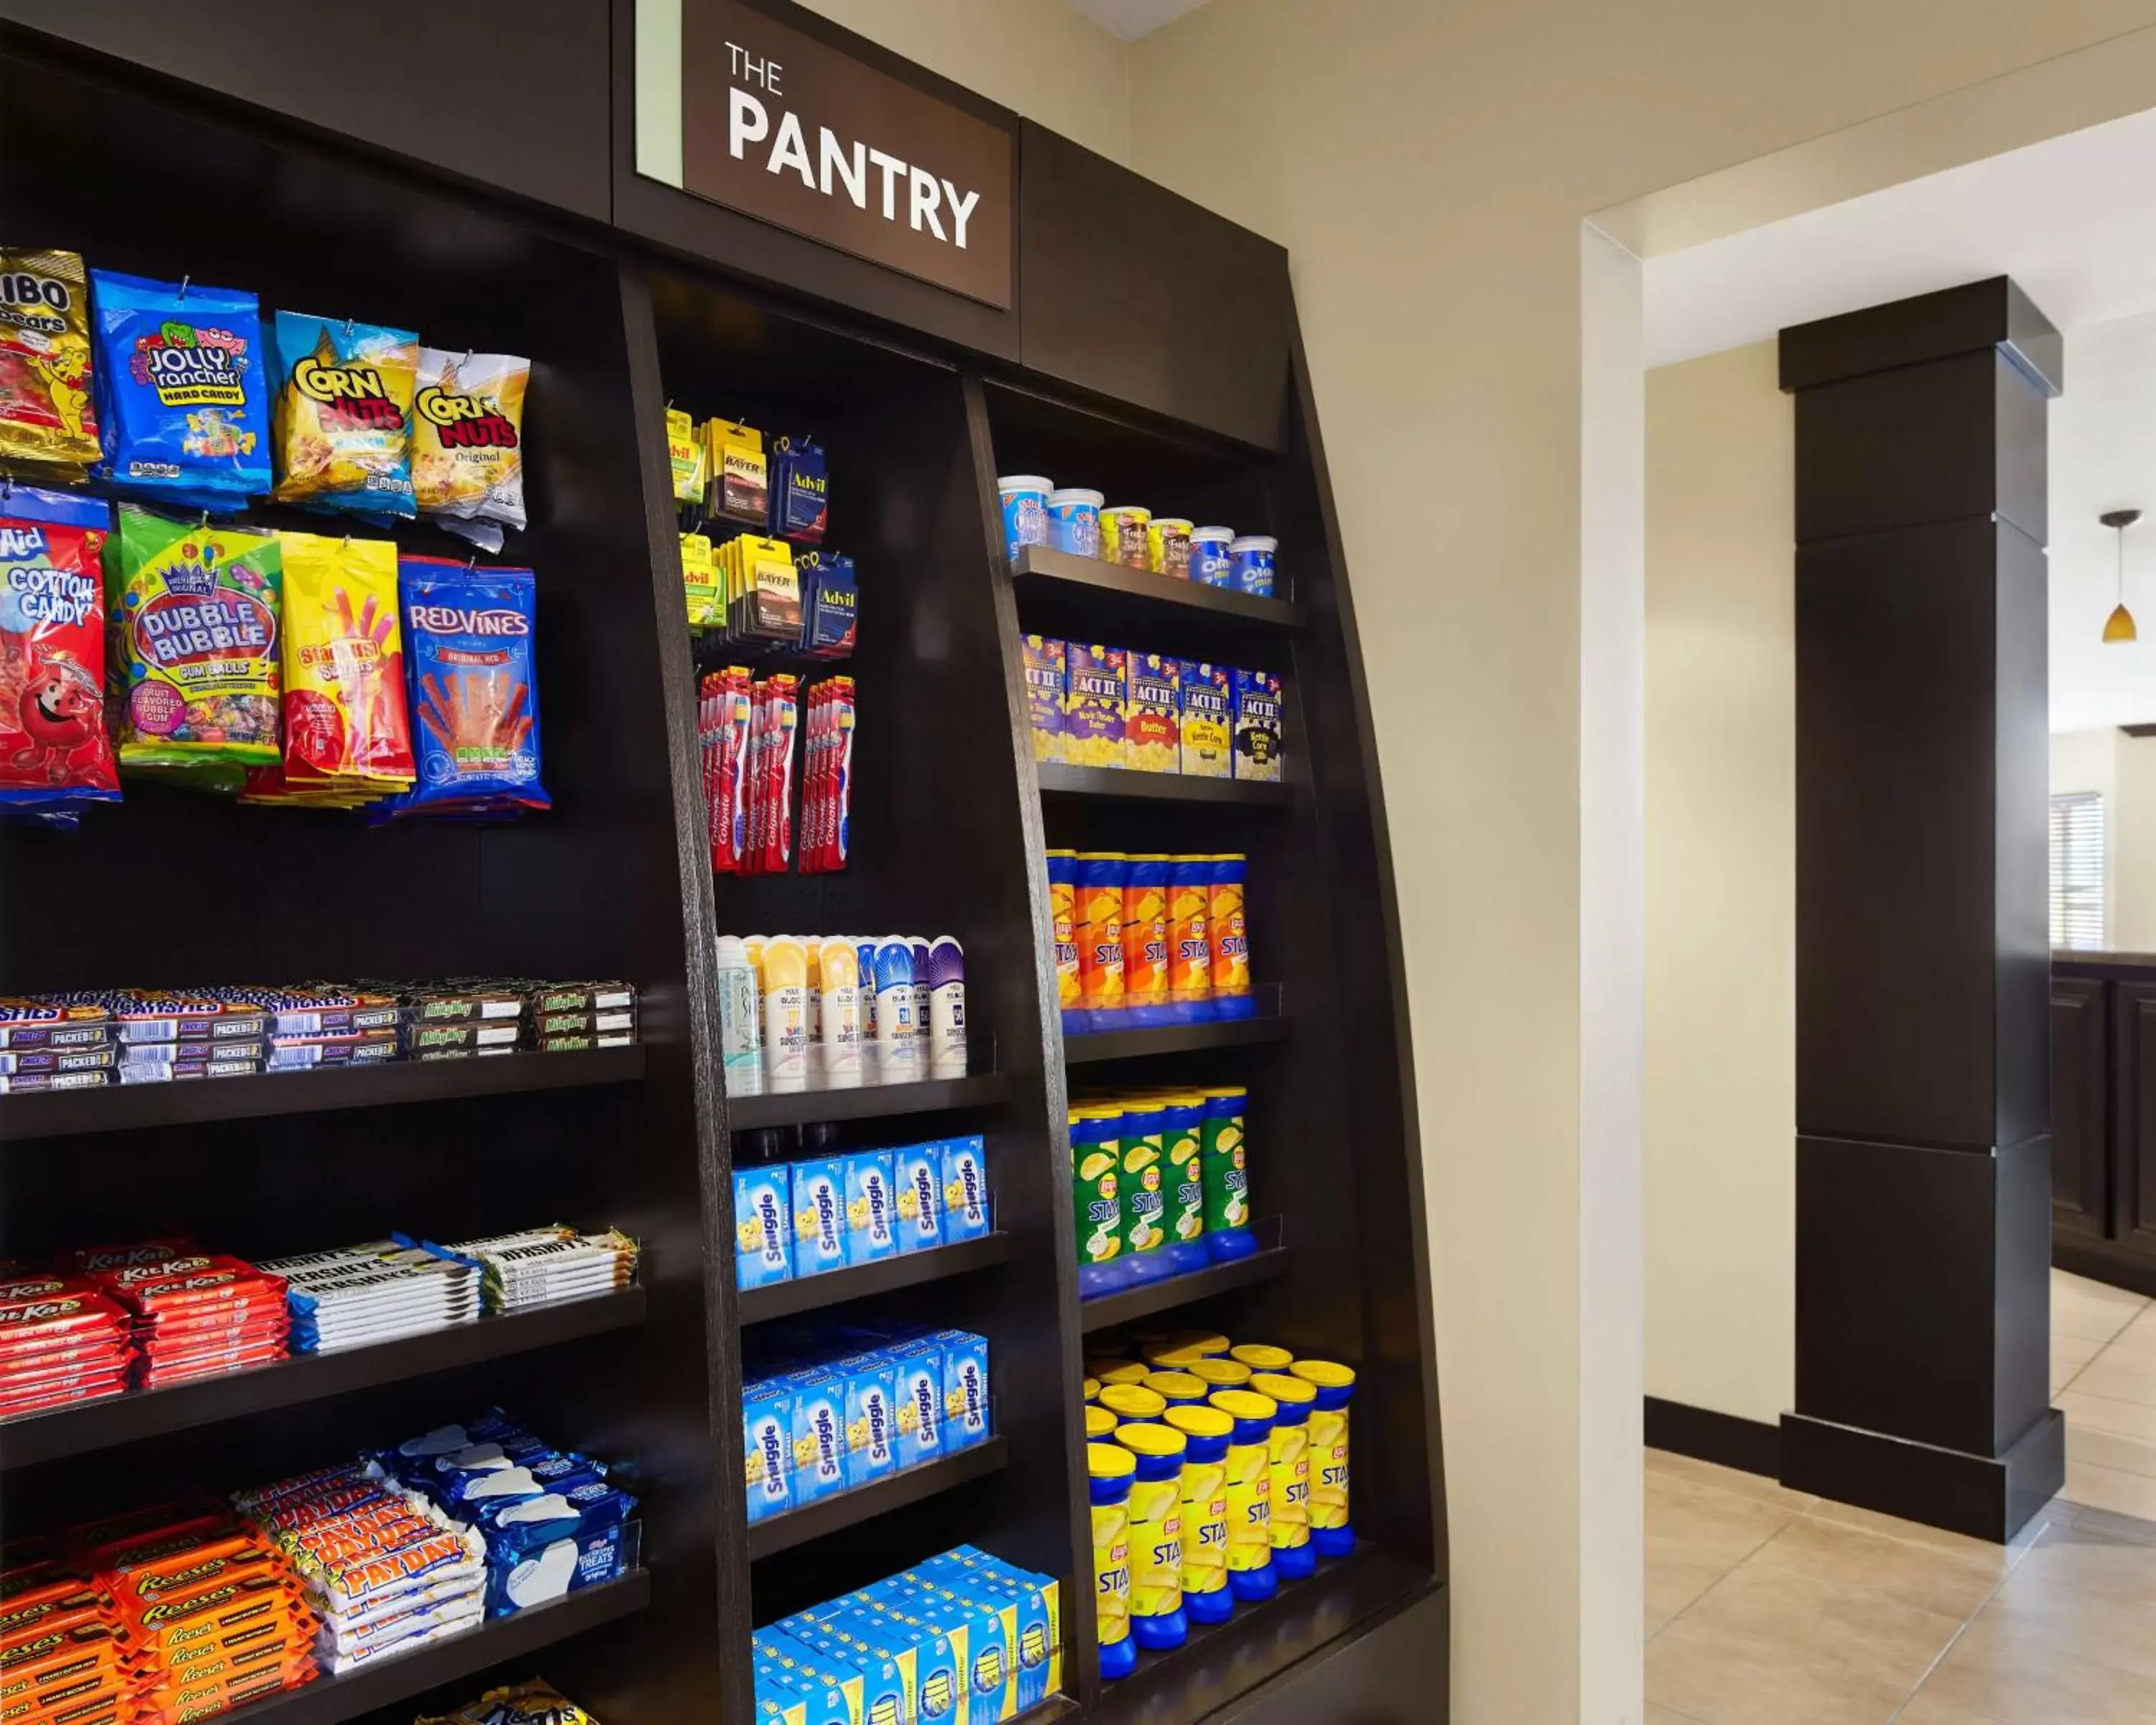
106, 502, 282, 786
244, 532, 412, 804
412, 349, 528, 551
384, 556, 548, 819
0, 248, 100, 479
0, 485, 115, 821
90, 271, 271, 509
270, 311, 419, 522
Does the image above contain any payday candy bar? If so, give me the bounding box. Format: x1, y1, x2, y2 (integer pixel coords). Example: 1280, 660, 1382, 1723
253, 1486, 396, 1535
0, 1002, 109, 1053
297, 1529, 480, 1611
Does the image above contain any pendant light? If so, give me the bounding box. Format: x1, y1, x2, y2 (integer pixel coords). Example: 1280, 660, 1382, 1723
2103, 508, 2141, 643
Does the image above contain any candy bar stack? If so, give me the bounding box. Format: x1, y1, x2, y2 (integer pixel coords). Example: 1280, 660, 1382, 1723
369, 1411, 639, 1617
398, 983, 528, 1061
46, 992, 268, 1087
0, 1550, 139, 1725
0, 998, 116, 1093
0, 1269, 132, 1414
451, 1228, 639, 1316
527, 983, 637, 1054
81, 1502, 318, 1724
219, 987, 405, 1074
260, 1241, 482, 1356
237, 1465, 485, 1675
420, 1679, 604, 1725
86, 1248, 290, 1390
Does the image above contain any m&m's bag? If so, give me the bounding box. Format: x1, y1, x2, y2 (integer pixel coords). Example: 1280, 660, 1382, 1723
270, 312, 418, 523
106, 502, 282, 788
0, 248, 99, 480
0, 484, 115, 823
243, 532, 413, 806
90, 271, 271, 510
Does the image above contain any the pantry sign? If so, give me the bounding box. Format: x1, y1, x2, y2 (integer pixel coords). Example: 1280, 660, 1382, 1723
636, 0, 1016, 308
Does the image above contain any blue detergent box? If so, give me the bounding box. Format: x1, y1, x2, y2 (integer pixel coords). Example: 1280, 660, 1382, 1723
735, 1167, 795, 1289
930, 1330, 990, 1450
744, 1379, 795, 1523
755, 1660, 841, 1725
852, 1591, 962, 1725
754, 1687, 806, 1725
923, 1549, 1056, 1710
887, 1338, 944, 1467
939, 1136, 990, 1242
786, 1368, 847, 1505
865, 1587, 980, 1725
833, 1351, 899, 1487
756, 1632, 866, 1725
791, 1159, 849, 1277
791, 1614, 913, 1725
843, 1151, 898, 1265
881, 1581, 1005, 1725
892, 1141, 944, 1254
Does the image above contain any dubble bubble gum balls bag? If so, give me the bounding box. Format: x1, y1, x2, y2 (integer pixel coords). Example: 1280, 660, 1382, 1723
384, 556, 548, 819
89, 272, 271, 510
0, 484, 116, 822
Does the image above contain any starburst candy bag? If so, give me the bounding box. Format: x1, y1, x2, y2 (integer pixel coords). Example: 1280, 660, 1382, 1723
0, 249, 99, 479
380, 556, 548, 821
0, 484, 114, 823
106, 502, 282, 787
271, 312, 419, 523
90, 271, 271, 509
242, 532, 413, 806
413, 348, 528, 552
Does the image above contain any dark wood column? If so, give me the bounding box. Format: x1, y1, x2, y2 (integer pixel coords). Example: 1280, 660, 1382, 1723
1779, 277, 2063, 1542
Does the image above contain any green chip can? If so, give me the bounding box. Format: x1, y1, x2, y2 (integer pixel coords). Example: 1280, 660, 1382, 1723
1202, 1085, 1253, 1261
1118, 1100, 1168, 1272
1072, 1106, 1124, 1295
1160, 1090, 1208, 1274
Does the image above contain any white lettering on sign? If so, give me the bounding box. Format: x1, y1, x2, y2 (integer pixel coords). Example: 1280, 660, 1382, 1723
722, 43, 983, 252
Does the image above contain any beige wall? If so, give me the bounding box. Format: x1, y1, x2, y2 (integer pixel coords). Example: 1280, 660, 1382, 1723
798, 0, 1131, 165
775, 4, 2156, 1719
2053, 728, 2121, 945
2116, 735, 2156, 949
1644, 342, 1795, 1430
1115, 4, 2156, 1721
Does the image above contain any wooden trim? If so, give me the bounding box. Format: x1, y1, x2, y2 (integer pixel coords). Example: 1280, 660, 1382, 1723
1644, 1396, 1784, 1479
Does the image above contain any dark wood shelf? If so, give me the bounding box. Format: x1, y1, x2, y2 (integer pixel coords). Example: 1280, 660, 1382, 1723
1078, 1240, 1287, 1333
207, 1573, 650, 1725
0, 1046, 648, 1143
1035, 763, 1292, 806
747, 1437, 1009, 1560
724, 1071, 1010, 1128
739, 1234, 1010, 1324
1010, 545, 1304, 630
1092, 1547, 1434, 1724
1065, 1013, 1288, 1064
0, 1289, 648, 1471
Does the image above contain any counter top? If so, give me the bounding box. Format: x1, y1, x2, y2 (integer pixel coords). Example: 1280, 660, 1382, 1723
2055, 951, 2156, 970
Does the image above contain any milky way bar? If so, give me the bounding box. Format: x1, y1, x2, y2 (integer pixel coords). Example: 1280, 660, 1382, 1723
528, 982, 636, 1016
404, 1021, 520, 1054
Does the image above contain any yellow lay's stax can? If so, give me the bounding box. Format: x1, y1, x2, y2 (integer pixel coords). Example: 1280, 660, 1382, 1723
1165, 1404, 1235, 1624
1210, 1389, 1278, 1601
1090, 1443, 1137, 1679
1294, 1359, 1358, 1557
1116, 1422, 1189, 1649
1251, 1372, 1316, 1580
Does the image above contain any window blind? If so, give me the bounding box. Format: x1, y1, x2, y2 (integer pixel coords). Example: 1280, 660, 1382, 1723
2051, 791, 2106, 952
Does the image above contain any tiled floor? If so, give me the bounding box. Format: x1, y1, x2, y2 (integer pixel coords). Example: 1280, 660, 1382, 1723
2053, 1267, 2156, 1518
1644, 1448, 2156, 1723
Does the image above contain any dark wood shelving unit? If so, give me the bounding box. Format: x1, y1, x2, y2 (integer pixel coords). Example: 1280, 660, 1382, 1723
1065, 1014, 1290, 1064
746, 1438, 1009, 1560
1, 9, 1445, 1721
0, 1046, 648, 1143
213, 1575, 652, 1725
723, 1072, 1010, 1130
0, 1291, 647, 1471
1078, 1241, 1289, 1333
1092, 1547, 1432, 1724
1010, 545, 1305, 630
737, 1234, 1010, 1323
1035, 763, 1293, 806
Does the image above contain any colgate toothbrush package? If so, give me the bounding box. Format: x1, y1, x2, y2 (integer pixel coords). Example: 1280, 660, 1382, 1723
799, 677, 853, 875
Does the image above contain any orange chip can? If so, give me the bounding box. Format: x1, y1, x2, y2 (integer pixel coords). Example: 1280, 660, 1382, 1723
1169, 857, 1213, 1011
1048, 850, 1081, 1016
1077, 852, 1128, 1021
1121, 855, 1170, 1023
1209, 854, 1251, 1008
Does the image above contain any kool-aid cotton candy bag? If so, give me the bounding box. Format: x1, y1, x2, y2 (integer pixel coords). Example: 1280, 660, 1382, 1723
271, 312, 419, 522
0, 249, 99, 479
0, 485, 114, 822
106, 502, 282, 785
90, 272, 271, 509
